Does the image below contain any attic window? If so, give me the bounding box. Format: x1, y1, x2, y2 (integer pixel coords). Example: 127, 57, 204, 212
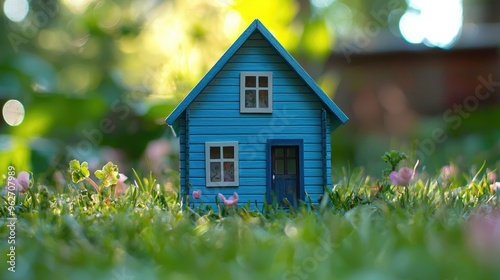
205, 142, 239, 187
240, 72, 273, 113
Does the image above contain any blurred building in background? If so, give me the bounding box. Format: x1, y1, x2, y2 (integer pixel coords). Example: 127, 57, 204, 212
322, 0, 500, 173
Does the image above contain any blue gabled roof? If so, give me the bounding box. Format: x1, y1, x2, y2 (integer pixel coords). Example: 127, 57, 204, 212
166, 19, 348, 125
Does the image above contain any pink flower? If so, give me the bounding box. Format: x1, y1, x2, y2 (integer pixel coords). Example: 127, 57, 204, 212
467, 209, 500, 263
5, 171, 30, 193
192, 190, 202, 199
440, 164, 458, 181
114, 174, 128, 196
487, 170, 497, 184
218, 192, 239, 207
389, 167, 413, 186
144, 139, 171, 173
491, 182, 500, 193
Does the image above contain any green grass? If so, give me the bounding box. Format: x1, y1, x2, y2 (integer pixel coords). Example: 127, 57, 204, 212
1, 167, 500, 280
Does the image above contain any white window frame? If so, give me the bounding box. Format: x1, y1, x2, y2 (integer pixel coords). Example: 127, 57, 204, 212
205, 142, 239, 187
240, 72, 273, 113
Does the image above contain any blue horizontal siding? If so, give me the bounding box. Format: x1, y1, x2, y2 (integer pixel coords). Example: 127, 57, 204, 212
231, 54, 283, 63
188, 101, 321, 110
186, 165, 323, 178
188, 126, 320, 135
188, 142, 323, 153
211, 72, 303, 85
223, 62, 290, 71
203, 85, 314, 95
236, 47, 277, 55
187, 117, 319, 126
189, 177, 266, 187
210, 76, 304, 86
188, 148, 323, 162
188, 109, 323, 118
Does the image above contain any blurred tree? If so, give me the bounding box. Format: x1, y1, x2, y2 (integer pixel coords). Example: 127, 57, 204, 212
7, 0, 491, 180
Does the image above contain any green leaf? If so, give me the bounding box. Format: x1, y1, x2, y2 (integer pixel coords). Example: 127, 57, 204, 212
95, 162, 119, 188
71, 171, 85, 183
381, 150, 408, 169
69, 159, 80, 170
69, 159, 89, 183
103, 162, 118, 173
80, 162, 90, 177
95, 170, 105, 179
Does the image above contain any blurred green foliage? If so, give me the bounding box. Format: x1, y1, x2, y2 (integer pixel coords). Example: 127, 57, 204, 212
1, 0, 498, 183
1, 0, 356, 180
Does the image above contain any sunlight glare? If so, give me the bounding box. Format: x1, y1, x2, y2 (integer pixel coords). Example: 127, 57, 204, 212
399, 11, 424, 44
224, 10, 242, 38
399, 0, 462, 48
3, 0, 29, 22
424, 0, 462, 48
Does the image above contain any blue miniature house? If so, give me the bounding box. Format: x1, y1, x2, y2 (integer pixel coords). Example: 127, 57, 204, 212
166, 19, 348, 208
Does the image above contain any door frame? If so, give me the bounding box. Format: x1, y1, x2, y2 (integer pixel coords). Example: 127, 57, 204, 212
266, 139, 305, 205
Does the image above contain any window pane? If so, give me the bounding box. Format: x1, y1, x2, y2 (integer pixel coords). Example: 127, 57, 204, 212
210, 162, 221, 182
287, 159, 297, 174
245, 90, 256, 108
223, 162, 235, 182
258, 76, 268, 87
259, 90, 268, 108
210, 147, 220, 159
275, 159, 284, 174
223, 146, 234, 159
275, 147, 284, 157
287, 147, 296, 157
245, 76, 256, 87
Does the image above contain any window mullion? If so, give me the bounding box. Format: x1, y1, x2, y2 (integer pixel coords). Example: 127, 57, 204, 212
219, 158, 223, 182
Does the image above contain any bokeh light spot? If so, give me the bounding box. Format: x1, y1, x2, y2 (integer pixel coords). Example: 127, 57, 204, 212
62, 0, 93, 15
399, 0, 463, 48
310, 0, 334, 9
399, 11, 424, 44
2, 99, 25, 126
224, 10, 242, 38
325, 2, 353, 36
94, 1, 122, 29
3, 0, 29, 22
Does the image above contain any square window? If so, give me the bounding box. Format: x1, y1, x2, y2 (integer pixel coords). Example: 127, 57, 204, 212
223, 162, 234, 182
210, 162, 221, 182
245, 90, 256, 108
240, 72, 272, 113
223, 146, 234, 159
206, 142, 239, 187
245, 76, 256, 87
259, 90, 268, 108
258, 76, 268, 87
210, 147, 220, 159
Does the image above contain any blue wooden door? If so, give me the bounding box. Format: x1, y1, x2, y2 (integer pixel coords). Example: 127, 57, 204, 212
271, 146, 299, 208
